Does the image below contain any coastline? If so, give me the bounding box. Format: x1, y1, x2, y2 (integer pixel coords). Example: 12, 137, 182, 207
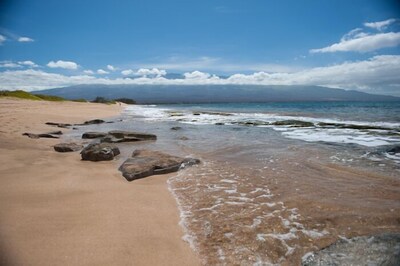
0, 98, 200, 265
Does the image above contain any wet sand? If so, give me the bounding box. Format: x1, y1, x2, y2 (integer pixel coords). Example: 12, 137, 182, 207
0, 99, 199, 265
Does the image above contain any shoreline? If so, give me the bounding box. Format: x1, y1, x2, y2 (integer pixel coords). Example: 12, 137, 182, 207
0, 98, 200, 265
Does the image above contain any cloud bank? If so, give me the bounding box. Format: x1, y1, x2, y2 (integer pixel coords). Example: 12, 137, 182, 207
1, 55, 399, 96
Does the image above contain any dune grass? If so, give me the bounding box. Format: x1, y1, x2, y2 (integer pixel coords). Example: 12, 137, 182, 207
0, 90, 67, 101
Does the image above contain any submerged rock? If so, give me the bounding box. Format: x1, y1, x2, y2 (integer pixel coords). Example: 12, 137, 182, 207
387, 146, 400, 154
171, 126, 182, 131
100, 135, 141, 143
81, 143, 120, 161
108, 130, 157, 140
82, 132, 107, 139
54, 143, 83, 152
119, 149, 200, 181
318, 122, 395, 131
302, 233, 400, 266
272, 120, 314, 127
23, 131, 62, 139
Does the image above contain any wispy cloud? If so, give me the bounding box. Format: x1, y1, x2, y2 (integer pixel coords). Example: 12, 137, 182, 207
0, 34, 6, 44
121, 68, 166, 77
0, 60, 38, 68
364, 18, 396, 31
1, 55, 399, 95
97, 69, 109, 75
311, 19, 400, 53
106, 65, 116, 71
83, 70, 94, 75
47, 60, 78, 70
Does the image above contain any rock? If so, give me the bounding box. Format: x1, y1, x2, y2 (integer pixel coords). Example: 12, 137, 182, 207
179, 136, 189, 141
387, 146, 400, 154
82, 132, 108, 139
81, 143, 120, 161
200, 111, 233, 116
54, 143, 83, 152
193, 113, 201, 116
83, 119, 105, 125
318, 122, 394, 131
100, 135, 141, 143
272, 120, 314, 127
23, 131, 63, 139
108, 130, 157, 140
119, 149, 200, 181
46, 122, 72, 128
302, 233, 400, 266
215, 122, 225, 125
171, 127, 182, 131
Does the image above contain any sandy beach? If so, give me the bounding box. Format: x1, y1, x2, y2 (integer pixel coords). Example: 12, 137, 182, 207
0, 99, 199, 265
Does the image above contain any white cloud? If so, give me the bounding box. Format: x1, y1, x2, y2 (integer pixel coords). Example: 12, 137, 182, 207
83, 70, 94, 75
121, 68, 166, 77
18, 61, 38, 67
0, 61, 21, 68
107, 65, 116, 71
97, 69, 109, 75
183, 71, 211, 79
1, 56, 400, 95
18, 36, 34, 42
311, 32, 400, 53
121, 69, 133, 76
0, 35, 6, 44
47, 60, 79, 70
364, 18, 396, 31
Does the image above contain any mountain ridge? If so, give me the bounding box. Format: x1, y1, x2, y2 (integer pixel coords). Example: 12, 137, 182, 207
37, 84, 400, 104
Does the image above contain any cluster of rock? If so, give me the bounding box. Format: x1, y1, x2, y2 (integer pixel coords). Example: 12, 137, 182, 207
82, 130, 157, 143
46, 119, 108, 128
26, 119, 200, 181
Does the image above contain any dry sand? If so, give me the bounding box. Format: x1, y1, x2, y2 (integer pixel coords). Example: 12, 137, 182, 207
0, 98, 199, 266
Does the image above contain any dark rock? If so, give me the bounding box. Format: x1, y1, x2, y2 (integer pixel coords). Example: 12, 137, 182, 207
82, 132, 107, 139
23, 131, 62, 139
108, 130, 157, 140
193, 113, 201, 116
179, 136, 189, 141
171, 127, 182, 131
215, 123, 225, 125
318, 122, 394, 131
387, 146, 400, 154
81, 143, 120, 161
272, 120, 314, 127
54, 143, 83, 152
83, 119, 105, 125
200, 111, 233, 116
100, 135, 141, 143
46, 122, 72, 128
302, 233, 400, 266
119, 149, 200, 181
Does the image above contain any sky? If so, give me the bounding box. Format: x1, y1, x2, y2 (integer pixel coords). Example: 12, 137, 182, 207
0, 0, 400, 96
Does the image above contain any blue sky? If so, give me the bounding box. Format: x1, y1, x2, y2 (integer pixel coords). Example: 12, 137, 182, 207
1, 0, 400, 95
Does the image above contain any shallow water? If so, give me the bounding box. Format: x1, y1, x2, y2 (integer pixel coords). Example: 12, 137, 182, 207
68, 103, 400, 264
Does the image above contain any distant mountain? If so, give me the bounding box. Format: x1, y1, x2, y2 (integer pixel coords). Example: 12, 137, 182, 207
37, 84, 400, 104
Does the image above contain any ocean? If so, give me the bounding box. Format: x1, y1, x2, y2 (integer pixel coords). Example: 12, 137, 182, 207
75, 101, 400, 264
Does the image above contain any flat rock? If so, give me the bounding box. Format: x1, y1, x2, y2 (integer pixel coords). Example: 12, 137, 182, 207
83, 119, 105, 125
81, 143, 120, 161
171, 127, 182, 130
100, 135, 141, 143
272, 120, 314, 127
82, 132, 108, 139
108, 130, 157, 140
302, 233, 400, 266
54, 143, 83, 152
119, 149, 200, 181
46, 122, 72, 128
23, 131, 62, 139
387, 146, 400, 154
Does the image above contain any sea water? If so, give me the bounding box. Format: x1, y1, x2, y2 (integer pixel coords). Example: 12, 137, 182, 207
84, 101, 400, 265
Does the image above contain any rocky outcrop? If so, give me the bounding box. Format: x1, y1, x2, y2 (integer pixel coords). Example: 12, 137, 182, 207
387, 146, 400, 154
272, 120, 314, 127
82, 132, 108, 139
80, 143, 120, 161
119, 149, 200, 181
171, 127, 182, 131
100, 135, 141, 143
23, 131, 63, 139
302, 233, 400, 266
54, 143, 83, 152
